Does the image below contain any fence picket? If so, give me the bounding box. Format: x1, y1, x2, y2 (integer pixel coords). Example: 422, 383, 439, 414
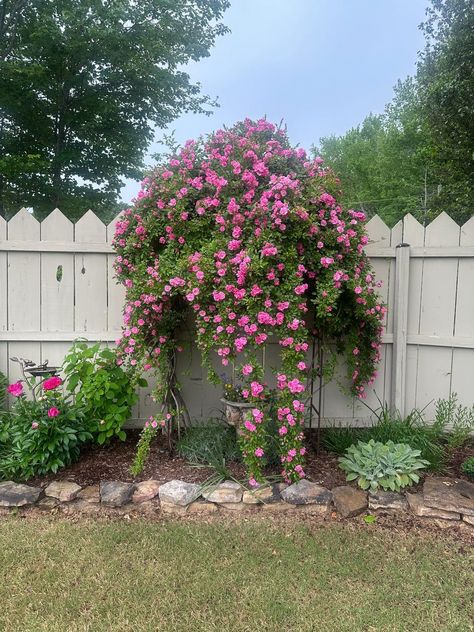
0, 209, 473, 425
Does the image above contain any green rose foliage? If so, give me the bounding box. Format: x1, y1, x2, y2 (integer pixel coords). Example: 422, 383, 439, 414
112, 119, 385, 484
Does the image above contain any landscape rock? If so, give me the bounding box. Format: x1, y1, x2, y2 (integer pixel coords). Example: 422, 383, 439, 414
332, 486, 368, 518
0, 481, 41, 507
202, 480, 243, 504
160, 500, 189, 515
100, 481, 135, 507
260, 501, 294, 513
406, 492, 460, 520
462, 515, 474, 527
77, 485, 100, 504
45, 480, 81, 502
132, 480, 161, 503
423, 477, 474, 516
368, 491, 407, 511
159, 480, 201, 507
36, 497, 60, 511
281, 480, 332, 507
242, 483, 286, 505
188, 500, 219, 514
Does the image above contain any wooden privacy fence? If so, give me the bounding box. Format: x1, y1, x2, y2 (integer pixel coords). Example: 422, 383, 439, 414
1, 208, 473, 426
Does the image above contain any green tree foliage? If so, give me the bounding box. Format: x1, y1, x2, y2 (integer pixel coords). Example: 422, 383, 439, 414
314, 0, 473, 226
0, 0, 229, 221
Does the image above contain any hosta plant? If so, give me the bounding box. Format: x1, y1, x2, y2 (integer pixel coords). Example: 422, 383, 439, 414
339, 439, 429, 492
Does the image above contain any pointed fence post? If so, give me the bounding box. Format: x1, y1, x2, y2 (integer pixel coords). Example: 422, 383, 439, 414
391, 243, 410, 416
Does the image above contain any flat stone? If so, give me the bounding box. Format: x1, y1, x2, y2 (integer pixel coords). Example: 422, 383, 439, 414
202, 480, 243, 504
423, 477, 474, 516
160, 500, 189, 515
298, 503, 331, 516
77, 484, 100, 504
332, 486, 368, 518
406, 492, 460, 520
100, 481, 135, 507
220, 502, 251, 511
462, 515, 474, 527
280, 480, 332, 507
45, 481, 81, 502
159, 480, 201, 507
261, 501, 294, 513
368, 491, 407, 511
36, 497, 60, 511
242, 483, 286, 505
0, 481, 41, 507
132, 480, 161, 503
188, 500, 219, 514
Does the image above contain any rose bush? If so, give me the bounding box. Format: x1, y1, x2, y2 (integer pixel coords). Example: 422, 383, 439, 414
0, 376, 91, 480
113, 118, 385, 483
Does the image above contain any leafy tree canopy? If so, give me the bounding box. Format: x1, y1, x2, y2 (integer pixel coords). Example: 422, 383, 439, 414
0, 0, 229, 221
314, 0, 473, 226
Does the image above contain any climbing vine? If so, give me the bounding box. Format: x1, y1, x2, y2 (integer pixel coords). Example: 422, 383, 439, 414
113, 119, 385, 484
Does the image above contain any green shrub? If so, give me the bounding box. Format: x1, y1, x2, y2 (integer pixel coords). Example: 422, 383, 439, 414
339, 439, 429, 492
0, 371, 7, 410
0, 378, 91, 480
323, 402, 452, 471
322, 426, 365, 455
63, 341, 146, 444
432, 393, 474, 450
176, 424, 241, 466
461, 456, 474, 480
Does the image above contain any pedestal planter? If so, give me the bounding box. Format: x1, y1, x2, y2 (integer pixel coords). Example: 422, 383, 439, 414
221, 398, 253, 436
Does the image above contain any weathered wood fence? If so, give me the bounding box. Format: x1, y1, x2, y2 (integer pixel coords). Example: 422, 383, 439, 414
1, 209, 473, 426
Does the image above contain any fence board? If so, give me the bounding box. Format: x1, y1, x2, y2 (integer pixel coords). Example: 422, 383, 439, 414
1, 209, 473, 425
74, 211, 107, 333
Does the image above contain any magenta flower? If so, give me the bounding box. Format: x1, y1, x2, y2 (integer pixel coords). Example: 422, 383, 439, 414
7, 381, 23, 397
42, 376, 62, 391
47, 407, 60, 418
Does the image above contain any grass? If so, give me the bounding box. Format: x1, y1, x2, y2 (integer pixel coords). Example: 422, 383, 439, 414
0, 516, 472, 631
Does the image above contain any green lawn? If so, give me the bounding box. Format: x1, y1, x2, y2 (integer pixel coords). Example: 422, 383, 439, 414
0, 515, 472, 632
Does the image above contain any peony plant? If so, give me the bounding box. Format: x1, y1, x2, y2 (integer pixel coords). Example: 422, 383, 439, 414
113, 118, 385, 484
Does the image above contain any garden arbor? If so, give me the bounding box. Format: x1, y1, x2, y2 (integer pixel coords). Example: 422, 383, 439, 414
113, 119, 385, 484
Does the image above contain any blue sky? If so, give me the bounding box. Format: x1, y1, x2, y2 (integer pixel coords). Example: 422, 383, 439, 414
121, 0, 429, 202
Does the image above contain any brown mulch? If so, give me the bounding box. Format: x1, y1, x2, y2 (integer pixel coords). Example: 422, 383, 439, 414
28, 427, 473, 491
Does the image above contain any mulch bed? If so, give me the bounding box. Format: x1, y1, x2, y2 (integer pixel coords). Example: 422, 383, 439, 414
29, 428, 474, 490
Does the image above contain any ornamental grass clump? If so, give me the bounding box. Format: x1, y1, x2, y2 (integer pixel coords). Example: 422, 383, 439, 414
113, 118, 385, 484
339, 439, 429, 492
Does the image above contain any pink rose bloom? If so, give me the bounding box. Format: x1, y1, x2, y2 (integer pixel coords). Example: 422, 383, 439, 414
242, 364, 253, 376
248, 478, 259, 488
244, 420, 256, 433
47, 407, 60, 418
287, 378, 305, 394
42, 376, 62, 391
7, 381, 23, 397
250, 382, 264, 398
212, 290, 226, 302
254, 447, 265, 457
278, 426, 288, 436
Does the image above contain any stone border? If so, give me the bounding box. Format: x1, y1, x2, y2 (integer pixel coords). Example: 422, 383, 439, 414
0, 477, 473, 528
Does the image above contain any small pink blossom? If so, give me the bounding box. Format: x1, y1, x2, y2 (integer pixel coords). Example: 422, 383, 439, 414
7, 381, 23, 397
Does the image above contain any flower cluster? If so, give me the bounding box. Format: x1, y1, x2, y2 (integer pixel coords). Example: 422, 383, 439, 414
113, 119, 385, 483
